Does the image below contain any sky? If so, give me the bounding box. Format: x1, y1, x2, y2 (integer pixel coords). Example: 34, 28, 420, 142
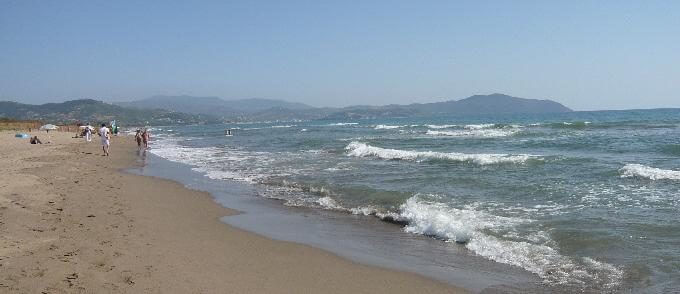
1, 1, 679, 110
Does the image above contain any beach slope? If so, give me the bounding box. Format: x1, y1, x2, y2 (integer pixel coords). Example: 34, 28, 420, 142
0, 131, 464, 293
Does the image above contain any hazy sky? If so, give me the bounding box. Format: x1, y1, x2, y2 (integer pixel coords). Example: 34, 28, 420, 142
1, 1, 678, 110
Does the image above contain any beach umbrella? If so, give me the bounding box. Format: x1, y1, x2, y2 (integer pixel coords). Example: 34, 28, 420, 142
39, 124, 58, 143
40, 124, 59, 131
79, 125, 95, 130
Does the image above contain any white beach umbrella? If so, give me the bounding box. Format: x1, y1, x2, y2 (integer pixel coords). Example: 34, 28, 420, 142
39, 124, 58, 143
79, 125, 95, 130
39, 124, 59, 130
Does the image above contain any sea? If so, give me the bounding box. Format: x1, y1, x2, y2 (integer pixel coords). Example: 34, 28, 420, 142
140, 109, 680, 293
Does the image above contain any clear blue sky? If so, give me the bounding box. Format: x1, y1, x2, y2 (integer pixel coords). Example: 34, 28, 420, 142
1, 0, 678, 110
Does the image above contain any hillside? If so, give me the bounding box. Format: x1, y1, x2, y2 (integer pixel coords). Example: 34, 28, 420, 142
1, 94, 572, 125
324, 93, 572, 119
0, 99, 220, 126
115, 95, 313, 118
412, 93, 572, 114
116, 93, 571, 121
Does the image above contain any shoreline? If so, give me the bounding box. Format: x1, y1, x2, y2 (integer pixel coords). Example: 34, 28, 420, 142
136, 142, 539, 292
0, 131, 465, 293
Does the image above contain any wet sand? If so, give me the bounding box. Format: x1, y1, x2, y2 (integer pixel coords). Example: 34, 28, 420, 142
0, 131, 465, 293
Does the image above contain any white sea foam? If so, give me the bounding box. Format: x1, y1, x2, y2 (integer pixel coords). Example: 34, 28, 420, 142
464, 123, 496, 129
345, 142, 536, 165
374, 124, 401, 130
197, 167, 260, 183
399, 196, 523, 243
317, 196, 343, 210
272, 125, 295, 128
620, 164, 680, 180
395, 195, 622, 287
327, 122, 358, 126
426, 129, 519, 137
426, 124, 458, 129
149, 138, 276, 183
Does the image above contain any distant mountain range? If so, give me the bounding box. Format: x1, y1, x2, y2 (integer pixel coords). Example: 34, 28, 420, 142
0, 94, 572, 125
115, 95, 313, 119
0, 99, 220, 125
117, 93, 572, 121
324, 93, 572, 120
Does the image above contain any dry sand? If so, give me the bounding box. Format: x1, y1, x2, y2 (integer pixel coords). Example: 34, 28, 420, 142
0, 131, 465, 293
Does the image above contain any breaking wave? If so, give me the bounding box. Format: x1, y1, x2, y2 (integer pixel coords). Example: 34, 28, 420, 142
423, 123, 522, 137
326, 122, 358, 126
347, 195, 623, 288
345, 142, 538, 165
426, 129, 519, 137
374, 124, 402, 130
426, 124, 459, 129
620, 164, 680, 181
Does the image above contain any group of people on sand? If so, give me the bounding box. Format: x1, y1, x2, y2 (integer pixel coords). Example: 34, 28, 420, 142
135, 128, 151, 149
75, 123, 113, 156
29, 136, 42, 144
26, 123, 150, 156
98, 125, 151, 156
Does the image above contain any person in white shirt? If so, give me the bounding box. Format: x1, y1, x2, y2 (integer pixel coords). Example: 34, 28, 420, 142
99, 123, 110, 156
85, 127, 92, 142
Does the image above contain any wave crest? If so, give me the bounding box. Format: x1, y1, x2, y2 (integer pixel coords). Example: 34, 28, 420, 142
345, 142, 537, 165
620, 164, 680, 180
374, 124, 401, 130
426, 129, 519, 137
350, 195, 622, 288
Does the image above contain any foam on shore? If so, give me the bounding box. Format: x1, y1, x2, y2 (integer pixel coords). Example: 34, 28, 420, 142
346, 195, 623, 289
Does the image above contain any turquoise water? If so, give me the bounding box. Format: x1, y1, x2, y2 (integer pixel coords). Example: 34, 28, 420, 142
149, 109, 680, 292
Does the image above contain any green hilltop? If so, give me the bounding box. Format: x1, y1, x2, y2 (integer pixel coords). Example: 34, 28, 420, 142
0, 99, 220, 126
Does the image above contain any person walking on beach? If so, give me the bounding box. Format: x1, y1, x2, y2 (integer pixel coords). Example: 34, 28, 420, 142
135, 129, 143, 148
142, 129, 150, 149
85, 126, 92, 142
99, 123, 111, 156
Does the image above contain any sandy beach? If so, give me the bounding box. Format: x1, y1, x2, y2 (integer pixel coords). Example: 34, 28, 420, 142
0, 131, 464, 293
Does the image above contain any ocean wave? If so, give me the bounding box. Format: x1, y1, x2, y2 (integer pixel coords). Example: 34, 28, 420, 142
426, 123, 519, 130
348, 195, 622, 288
545, 121, 592, 129
149, 138, 277, 183
327, 122, 358, 126
426, 129, 519, 137
345, 142, 537, 165
464, 123, 497, 130
317, 196, 343, 210
374, 124, 401, 130
425, 124, 458, 129
620, 164, 680, 180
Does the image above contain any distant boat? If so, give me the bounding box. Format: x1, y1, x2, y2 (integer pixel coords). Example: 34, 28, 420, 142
225, 129, 233, 136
